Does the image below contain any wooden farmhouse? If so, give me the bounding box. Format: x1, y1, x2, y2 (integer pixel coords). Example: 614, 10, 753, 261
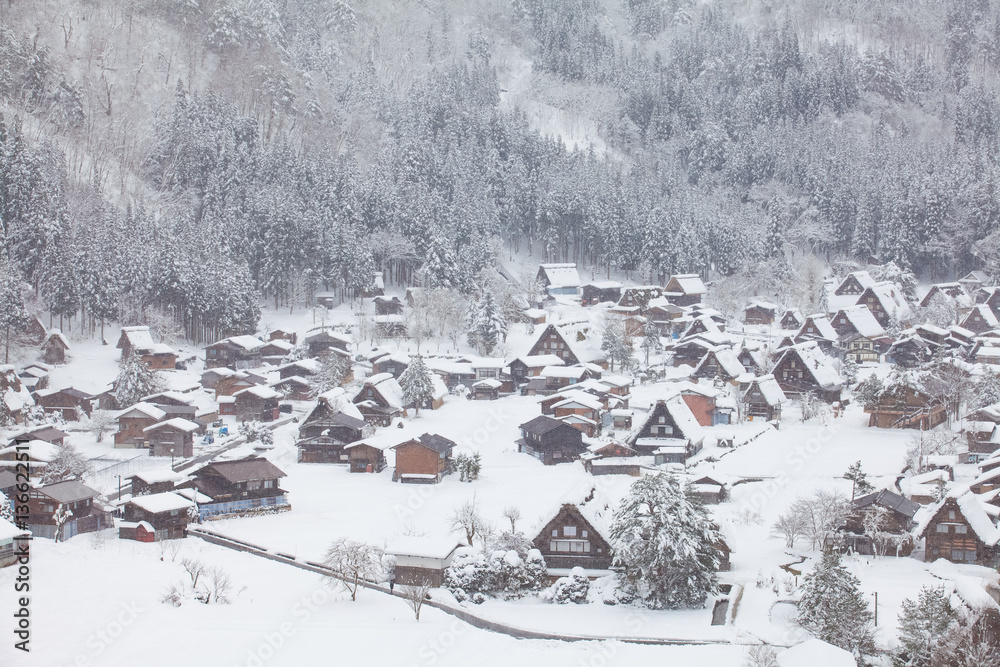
917, 493, 999, 566
779, 309, 805, 330
663, 274, 706, 306
961, 304, 1000, 334
472, 378, 502, 400
552, 392, 603, 436
371, 353, 410, 379
114, 402, 167, 448
353, 373, 404, 426
386, 537, 464, 586
41, 329, 70, 365
143, 418, 199, 458
391, 433, 457, 483
296, 392, 367, 463
840, 489, 918, 556
182, 457, 289, 520
373, 295, 404, 315
580, 281, 622, 306
834, 271, 876, 296
830, 305, 885, 341
120, 492, 194, 541
742, 375, 786, 422
205, 335, 264, 370
865, 383, 947, 430
232, 385, 281, 422
532, 503, 613, 572
856, 282, 912, 328
129, 469, 186, 496
692, 347, 746, 384
258, 339, 296, 364
744, 301, 778, 325
518, 415, 586, 465
344, 441, 387, 473
526, 324, 583, 365
267, 329, 298, 345
25, 480, 113, 540
794, 314, 839, 350
536, 263, 581, 296
270, 376, 312, 401
0, 440, 59, 478
772, 342, 843, 403
959, 270, 991, 294
200, 367, 237, 391
215, 372, 259, 398
34, 387, 93, 420
304, 328, 351, 357
116, 326, 176, 369
627, 396, 704, 463
613, 286, 664, 314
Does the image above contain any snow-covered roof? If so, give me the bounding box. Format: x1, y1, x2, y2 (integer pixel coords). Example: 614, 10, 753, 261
119, 326, 155, 351
44, 329, 70, 349
779, 342, 843, 389
839, 271, 876, 292
964, 304, 1000, 329
362, 374, 404, 410
0, 440, 60, 462
385, 536, 465, 558
702, 347, 744, 378
864, 282, 913, 321
539, 365, 587, 379
132, 469, 185, 485
224, 335, 264, 351
582, 280, 623, 290
0, 517, 29, 541
174, 487, 213, 504
552, 392, 604, 411
234, 385, 282, 400
516, 354, 565, 368
473, 378, 503, 389
798, 314, 838, 341
148, 343, 176, 355
142, 390, 195, 405
128, 492, 194, 514
666, 274, 707, 295
746, 375, 786, 405
118, 402, 168, 421
916, 492, 1000, 545
539, 264, 581, 288
143, 418, 200, 433
834, 305, 885, 338
777, 639, 855, 667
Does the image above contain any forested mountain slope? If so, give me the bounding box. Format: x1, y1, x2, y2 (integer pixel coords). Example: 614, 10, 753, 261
2, 0, 1000, 338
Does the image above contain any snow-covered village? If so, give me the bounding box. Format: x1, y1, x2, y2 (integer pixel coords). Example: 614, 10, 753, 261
7, 0, 1000, 666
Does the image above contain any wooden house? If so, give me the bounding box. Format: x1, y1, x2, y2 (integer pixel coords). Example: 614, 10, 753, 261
627, 396, 704, 462
201, 367, 236, 390
690, 476, 728, 504
518, 415, 586, 465
129, 469, 185, 496
386, 537, 464, 587
267, 329, 298, 345
743, 375, 786, 421
772, 342, 843, 403
830, 305, 885, 341
114, 403, 167, 448
670, 338, 715, 368
11, 425, 67, 447
353, 373, 404, 426
345, 441, 387, 473
526, 324, 582, 365
19, 314, 48, 346
834, 271, 875, 296
296, 392, 367, 463
736, 346, 768, 374
41, 329, 70, 365
744, 301, 778, 325
840, 332, 882, 364
304, 328, 352, 357
509, 354, 564, 385
371, 353, 410, 379
532, 503, 613, 571
270, 375, 312, 401
865, 382, 947, 430
841, 489, 918, 556
553, 393, 603, 436
917, 493, 999, 566
143, 418, 198, 458
920, 282, 972, 314
0, 470, 17, 501
886, 335, 937, 368
536, 263, 581, 296
232, 385, 281, 422
215, 372, 259, 398
580, 282, 623, 306
779, 309, 805, 330
857, 283, 912, 328
676, 382, 727, 427
120, 492, 194, 541
0, 518, 29, 568
373, 295, 404, 315
17, 363, 50, 392
258, 339, 296, 363
391, 433, 456, 483
205, 335, 264, 370
795, 314, 839, 351
692, 347, 746, 384
182, 457, 289, 519
24, 480, 112, 540
116, 326, 176, 369
472, 379, 502, 400
663, 274, 706, 306
614, 286, 664, 313
959, 270, 991, 294
961, 304, 1000, 334
34, 387, 93, 420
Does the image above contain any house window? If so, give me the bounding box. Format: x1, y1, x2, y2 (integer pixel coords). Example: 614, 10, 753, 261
949, 510, 956, 520
564, 526, 577, 537
552, 529, 558, 537
549, 540, 591, 553
554, 451, 562, 459
954, 525, 968, 534
247, 480, 262, 491
936, 524, 949, 533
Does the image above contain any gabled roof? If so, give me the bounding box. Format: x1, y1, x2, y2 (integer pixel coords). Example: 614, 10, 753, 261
143, 417, 200, 433
963, 304, 1000, 329
852, 489, 919, 519
234, 385, 282, 400
520, 415, 576, 436
833, 305, 885, 338
797, 314, 838, 342
118, 326, 155, 351
538, 263, 581, 288
118, 402, 167, 421
356, 373, 404, 410
665, 274, 707, 296
695, 347, 744, 378
391, 433, 457, 454
131, 468, 185, 485
860, 282, 913, 321
35, 479, 100, 504
209, 335, 263, 352
744, 374, 786, 405
43, 329, 70, 350
916, 491, 1000, 544
199, 457, 286, 482
776, 342, 843, 389
836, 271, 876, 293
127, 492, 194, 514
385, 536, 464, 558
515, 354, 565, 368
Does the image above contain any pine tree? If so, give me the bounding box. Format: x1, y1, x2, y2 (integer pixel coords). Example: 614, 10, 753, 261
114, 351, 163, 407
843, 461, 874, 500
609, 474, 722, 609
797, 550, 876, 659
399, 354, 436, 416
894, 586, 955, 667
0, 261, 29, 364
855, 374, 884, 410
973, 371, 1000, 410
310, 354, 350, 397
467, 293, 507, 355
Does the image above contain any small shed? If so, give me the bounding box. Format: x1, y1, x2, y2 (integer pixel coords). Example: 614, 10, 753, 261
41, 329, 70, 365
472, 378, 502, 400
386, 536, 464, 586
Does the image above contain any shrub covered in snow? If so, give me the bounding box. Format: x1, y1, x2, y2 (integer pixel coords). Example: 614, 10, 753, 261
544, 567, 590, 605
443, 547, 547, 601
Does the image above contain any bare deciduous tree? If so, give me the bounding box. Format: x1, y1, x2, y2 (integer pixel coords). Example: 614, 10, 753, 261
771, 511, 809, 549
449, 496, 490, 547
204, 566, 233, 604
323, 538, 383, 601
788, 490, 851, 551
89, 409, 116, 442
503, 505, 521, 533
400, 574, 434, 621
182, 557, 207, 589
